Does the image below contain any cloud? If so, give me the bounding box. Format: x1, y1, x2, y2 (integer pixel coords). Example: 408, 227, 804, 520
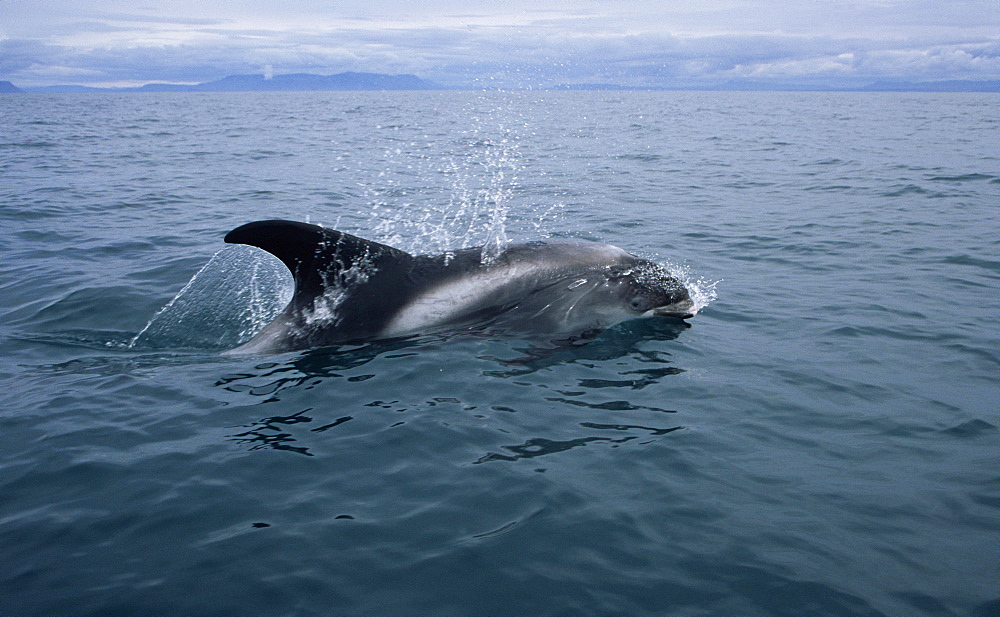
1, 1, 998, 87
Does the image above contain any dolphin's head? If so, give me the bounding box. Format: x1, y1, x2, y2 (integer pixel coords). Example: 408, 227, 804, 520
613, 260, 695, 320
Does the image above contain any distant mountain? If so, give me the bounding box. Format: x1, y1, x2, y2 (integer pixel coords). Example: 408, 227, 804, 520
860, 80, 1000, 92
17, 72, 444, 93
192, 72, 442, 91
0, 81, 23, 93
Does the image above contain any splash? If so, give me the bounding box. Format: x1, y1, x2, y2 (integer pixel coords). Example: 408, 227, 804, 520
363, 95, 524, 260
130, 245, 292, 350
662, 262, 720, 314
630, 260, 720, 315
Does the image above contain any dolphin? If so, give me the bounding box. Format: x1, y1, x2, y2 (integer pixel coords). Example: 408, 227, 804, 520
224, 219, 696, 353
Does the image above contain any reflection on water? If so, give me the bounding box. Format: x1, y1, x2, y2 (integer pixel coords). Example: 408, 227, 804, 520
231, 409, 353, 456
482, 318, 689, 376
546, 396, 677, 413
219, 323, 691, 460
577, 367, 686, 389
214, 342, 393, 396
216, 319, 688, 396
475, 423, 683, 464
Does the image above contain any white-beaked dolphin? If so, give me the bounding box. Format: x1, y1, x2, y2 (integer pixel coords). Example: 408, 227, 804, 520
224, 220, 696, 354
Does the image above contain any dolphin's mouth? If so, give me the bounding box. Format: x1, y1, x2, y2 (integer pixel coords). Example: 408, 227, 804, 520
654, 309, 695, 319
653, 300, 696, 320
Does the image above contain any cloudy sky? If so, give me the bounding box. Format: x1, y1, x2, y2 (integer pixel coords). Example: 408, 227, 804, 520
2, 0, 998, 88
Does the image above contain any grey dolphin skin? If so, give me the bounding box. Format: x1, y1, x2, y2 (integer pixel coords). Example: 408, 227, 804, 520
224, 220, 695, 353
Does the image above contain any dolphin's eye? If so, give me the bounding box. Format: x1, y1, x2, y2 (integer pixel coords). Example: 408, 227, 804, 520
629, 298, 645, 311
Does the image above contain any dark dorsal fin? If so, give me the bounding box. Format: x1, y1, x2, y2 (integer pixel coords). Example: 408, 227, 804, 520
224, 220, 414, 311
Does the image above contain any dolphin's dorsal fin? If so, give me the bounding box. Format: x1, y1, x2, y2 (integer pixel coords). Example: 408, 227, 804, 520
225, 220, 414, 309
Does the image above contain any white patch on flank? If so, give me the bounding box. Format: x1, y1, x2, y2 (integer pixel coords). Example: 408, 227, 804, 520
381, 242, 632, 337
380, 263, 531, 337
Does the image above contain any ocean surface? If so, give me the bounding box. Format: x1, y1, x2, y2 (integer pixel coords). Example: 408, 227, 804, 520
1, 90, 998, 617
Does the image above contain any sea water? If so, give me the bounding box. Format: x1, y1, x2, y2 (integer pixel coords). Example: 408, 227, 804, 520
1, 91, 997, 616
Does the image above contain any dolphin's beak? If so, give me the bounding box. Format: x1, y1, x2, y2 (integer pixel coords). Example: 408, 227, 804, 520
653, 299, 696, 320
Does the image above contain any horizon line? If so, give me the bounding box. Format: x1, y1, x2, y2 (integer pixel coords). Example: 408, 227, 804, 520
3, 72, 1000, 94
